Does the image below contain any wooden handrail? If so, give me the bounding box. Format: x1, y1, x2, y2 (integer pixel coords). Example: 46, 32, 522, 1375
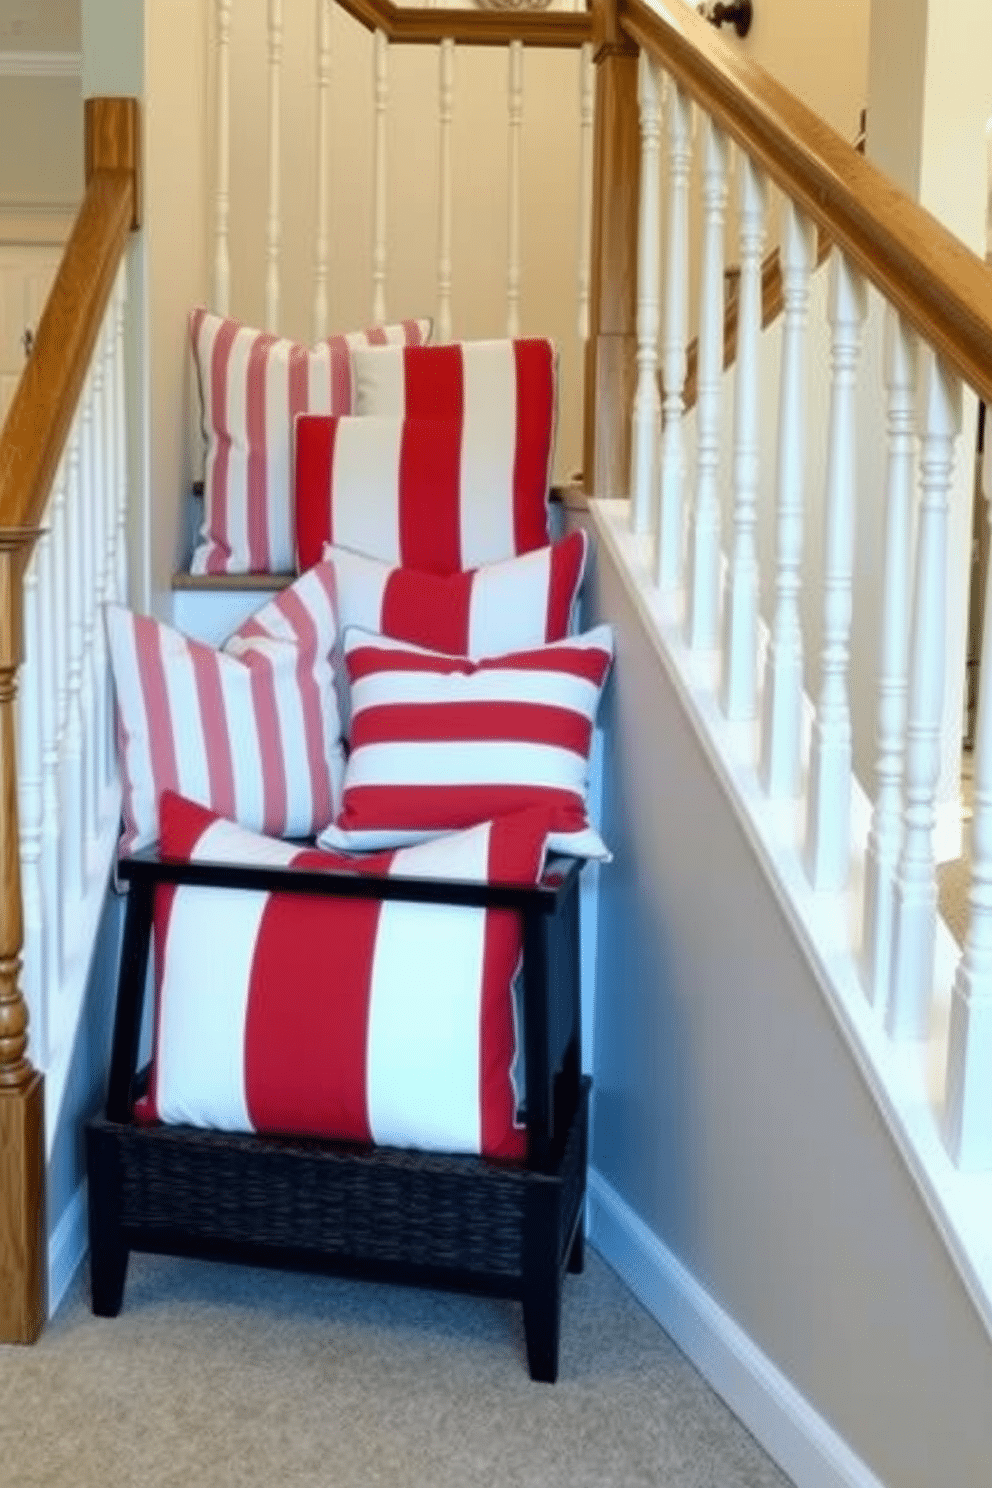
620, 0, 992, 407
0, 96, 140, 1346
336, 0, 592, 48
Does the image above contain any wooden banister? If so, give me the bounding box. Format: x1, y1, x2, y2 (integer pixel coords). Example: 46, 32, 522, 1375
0, 96, 140, 1345
335, 0, 592, 48
619, 0, 992, 407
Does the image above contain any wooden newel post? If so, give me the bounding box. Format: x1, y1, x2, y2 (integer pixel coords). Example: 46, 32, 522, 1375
0, 533, 47, 1343
582, 0, 640, 500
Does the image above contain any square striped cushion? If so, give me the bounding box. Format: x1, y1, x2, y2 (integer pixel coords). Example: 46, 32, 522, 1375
319, 625, 613, 860
189, 309, 431, 576
323, 529, 588, 657
107, 562, 344, 855
139, 791, 546, 1159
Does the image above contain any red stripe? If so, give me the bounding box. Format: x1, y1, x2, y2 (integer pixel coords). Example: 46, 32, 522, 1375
367, 325, 388, 346
511, 340, 556, 553
338, 782, 586, 835
398, 418, 462, 572
403, 343, 464, 419
402, 318, 427, 347
380, 567, 471, 655
347, 642, 474, 682
248, 658, 289, 834
350, 701, 592, 756
188, 646, 237, 822
279, 584, 334, 828
484, 646, 611, 684
326, 335, 352, 412
295, 415, 337, 571
206, 317, 239, 573
132, 614, 181, 821
245, 333, 278, 572
545, 531, 586, 641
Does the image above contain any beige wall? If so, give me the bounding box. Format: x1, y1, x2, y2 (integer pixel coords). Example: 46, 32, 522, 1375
740, 0, 869, 141
0, 77, 83, 207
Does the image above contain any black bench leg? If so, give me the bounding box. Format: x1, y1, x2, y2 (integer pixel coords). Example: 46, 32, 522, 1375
522, 1185, 562, 1382
86, 1127, 129, 1317
567, 1216, 585, 1274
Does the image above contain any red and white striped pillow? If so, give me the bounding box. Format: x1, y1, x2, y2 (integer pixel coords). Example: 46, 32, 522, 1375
139, 791, 546, 1159
319, 625, 613, 859
323, 530, 588, 657
106, 562, 344, 855
189, 310, 431, 575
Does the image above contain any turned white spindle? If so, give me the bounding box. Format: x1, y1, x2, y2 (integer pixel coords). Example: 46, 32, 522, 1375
313, 0, 332, 341
804, 253, 867, 889
720, 153, 767, 721
436, 39, 455, 346
760, 201, 817, 796
887, 354, 962, 1040
629, 50, 662, 537
371, 30, 389, 326
576, 41, 594, 341
686, 117, 729, 652
86, 343, 108, 833
506, 40, 524, 339
78, 383, 98, 858
946, 475, 992, 1168
63, 420, 85, 907
264, 0, 284, 333
18, 552, 45, 1063
100, 311, 118, 794
50, 453, 69, 747
861, 311, 917, 1006
37, 524, 62, 1000
213, 0, 232, 314
114, 266, 128, 605
655, 80, 692, 595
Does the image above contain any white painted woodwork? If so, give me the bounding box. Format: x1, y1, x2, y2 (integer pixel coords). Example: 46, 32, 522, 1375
685, 116, 729, 653
760, 201, 817, 797
114, 267, 128, 605
946, 478, 992, 1168
312, 0, 333, 341
100, 313, 116, 793
372, 29, 389, 326
63, 417, 85, 907
437, 38, 455, 346
264, 0, 284, 333
86, 338, 107, 847
629, 50, 662, 538
804, 253, 867, 890
720, 152, 767, 721
576, 40, 594, 342
506, 40, 524, 339
213, 0, 232, 315
18, 549, 45, 1064
887, 355, 963, 1040
37, 518, 63, 1008
655, 80, 692, 595
861, 311, 917, 1007
78, 382, 97, 856
0, 245, 61, 424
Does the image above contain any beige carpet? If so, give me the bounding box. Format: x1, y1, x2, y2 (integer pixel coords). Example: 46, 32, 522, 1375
0, 1247, 793, 1487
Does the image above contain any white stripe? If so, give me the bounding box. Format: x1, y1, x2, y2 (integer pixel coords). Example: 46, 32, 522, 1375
158, 636, 211, 807
347, 739, 587, 793
330, 418, 403, 563
325, 545, 390, 632
351, 345, 407, 414
191, 814, 301, 868
350, 666, 602, 718
459, 343, 517, 567
366, 827, 490, 1152
468, 546, 551, 654
264, 344, 293, 569
267, 643, 314, 830
217, 660, 266, 829
223, 327, 257, 568
308, 343, 332, 414
105, 607, 156, 848
344, 621, 613, 659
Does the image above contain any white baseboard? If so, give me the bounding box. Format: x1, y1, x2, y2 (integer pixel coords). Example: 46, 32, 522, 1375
48, 1180, 88, 1321
587, 1169, 885, 1488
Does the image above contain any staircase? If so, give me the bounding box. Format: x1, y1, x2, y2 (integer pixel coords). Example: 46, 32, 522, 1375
4, 2, 992, 1484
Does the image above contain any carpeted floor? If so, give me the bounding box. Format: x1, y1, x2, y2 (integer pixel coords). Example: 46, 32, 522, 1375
0, 1247, 793, 1487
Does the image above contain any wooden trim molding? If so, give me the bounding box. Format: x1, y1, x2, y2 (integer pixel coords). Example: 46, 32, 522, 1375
619, 0, 992, 406
335, 0, 591, 47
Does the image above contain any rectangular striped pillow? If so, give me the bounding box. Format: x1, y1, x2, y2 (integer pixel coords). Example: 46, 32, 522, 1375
139, 791, 546, 1159
348, 338, 558, 561
322, 530, 587, 658
319, 625, 613, 860
106, 562, 344, 855
189, 309, 431, 575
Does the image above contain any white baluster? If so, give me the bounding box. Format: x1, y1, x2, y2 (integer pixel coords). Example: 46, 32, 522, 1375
37, 523, 62, 1005
213, 0, 232, 314
887, 354, 962, 1039
50, 455, 69, 747
506, 39, 524, 339
265, 0, 284, 333
685, 117, 729, 652
804, 253, 867, 889
101, 308, 117, 795
436, 38, 455, 345
63, 419, 85, 908
313, 0, 332, 342
371, 29, 389, 327
18, 553, 45, 1064
114, 264, 129, 606
79, 378, 98, 860
720, 153, 767, 721
576, 40, 594, 342
656, 80, 692, 595
629, 50, 661, 538
861, 311, 917, 1006
946, 475, 992, 1168
88, 344, 108, 836
760, 201, 817, 795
